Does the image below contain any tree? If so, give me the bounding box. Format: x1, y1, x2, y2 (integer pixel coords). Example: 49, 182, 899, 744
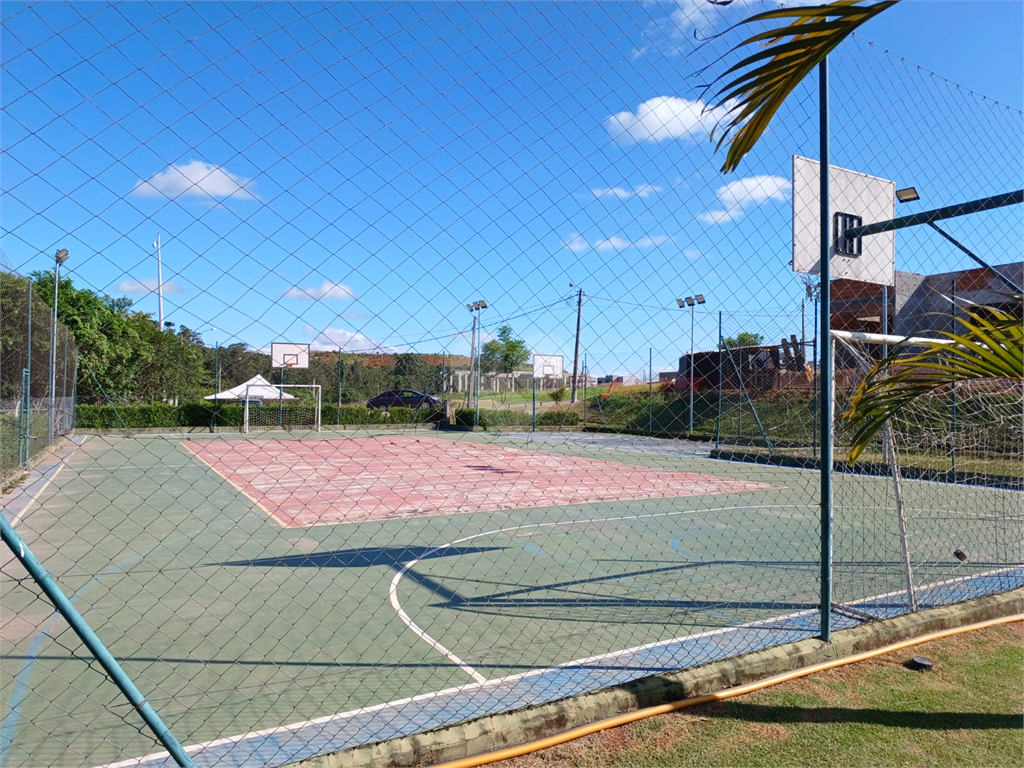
721, 331, 765, 349
479, 325, 530, 374
30, 270, 147, 404
711, 0, 900, 172
391, 353, 433, 392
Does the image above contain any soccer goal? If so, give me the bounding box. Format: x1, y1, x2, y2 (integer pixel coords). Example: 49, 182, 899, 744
243, 383, 321, 433
831, 329, 1022, 615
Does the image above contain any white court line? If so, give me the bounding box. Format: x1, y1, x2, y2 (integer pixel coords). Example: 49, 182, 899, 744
95, 560, 1022, 768
389, 545, 488, 684
2, 436, 88, 528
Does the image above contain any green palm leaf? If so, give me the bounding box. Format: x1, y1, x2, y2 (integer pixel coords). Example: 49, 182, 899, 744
841, 299, 1023, 463
712, 0, 900, 173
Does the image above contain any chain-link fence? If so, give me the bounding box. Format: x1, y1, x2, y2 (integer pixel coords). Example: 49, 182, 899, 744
1, 270, 77, 483
0, 2, 1020, 767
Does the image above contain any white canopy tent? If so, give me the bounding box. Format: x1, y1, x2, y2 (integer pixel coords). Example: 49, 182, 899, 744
204, 375, 295, 402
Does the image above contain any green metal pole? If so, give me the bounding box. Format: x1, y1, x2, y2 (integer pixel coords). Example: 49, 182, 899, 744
70, 352, 78, 432
25, 281, 32, 462
0, 516, 196, 767
813, 296, 818, 460
19, 368, 29, 467
532, 376, 536, 432
213, 341, 220, 430
819, 56, 833, 642
582, 355, 587, 427
716, 311, 722, 451
648, 348, 653, 436
950, 278, 957, 474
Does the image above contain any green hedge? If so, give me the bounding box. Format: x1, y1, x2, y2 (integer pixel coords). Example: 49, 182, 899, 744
451, 408, 580, 429
537, 410, 581, 426
75, 402, 444, 429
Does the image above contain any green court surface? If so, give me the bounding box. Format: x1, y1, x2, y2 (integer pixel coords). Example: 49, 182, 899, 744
1, 430, 1018, 767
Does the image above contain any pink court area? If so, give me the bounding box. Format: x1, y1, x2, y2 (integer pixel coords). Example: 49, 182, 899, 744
184, 436, 772, 528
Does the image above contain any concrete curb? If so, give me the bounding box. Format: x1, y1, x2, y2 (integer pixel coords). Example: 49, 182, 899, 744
286, 589, 1022, 768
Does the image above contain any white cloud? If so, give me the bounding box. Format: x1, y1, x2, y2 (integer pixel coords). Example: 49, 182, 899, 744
593, 234, 671, 251
699, 175, 791, 225
305, 325, 397, 353
132, 160, 257, 200
634, 1, 768, 58
592, 186, 632, 199
284, 281, 356, 300
117, 278, 183, 295
683, 248, 703, 260
591, 183, 663, 199
342, 310, 369, 321
607, 96, 733, 144
633, 183, 662, 198
564, 232, 590, 253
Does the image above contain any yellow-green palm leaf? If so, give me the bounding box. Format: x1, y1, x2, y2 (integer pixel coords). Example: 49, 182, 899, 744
712, 0, 900, 173
841, 300, 1023, 463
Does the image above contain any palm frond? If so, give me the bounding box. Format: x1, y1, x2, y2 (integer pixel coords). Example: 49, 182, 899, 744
711, 0, 900, 173
840, 300, 1023, 462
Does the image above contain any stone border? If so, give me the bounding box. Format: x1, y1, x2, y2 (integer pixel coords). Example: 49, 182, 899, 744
287, 589, 1022, 768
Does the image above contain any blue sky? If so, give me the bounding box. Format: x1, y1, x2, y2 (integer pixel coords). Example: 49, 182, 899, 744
2, 1, 1021, 378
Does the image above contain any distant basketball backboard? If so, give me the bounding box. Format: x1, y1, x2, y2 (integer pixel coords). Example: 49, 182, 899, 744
792, 156, 895, 286
532, 354, 562, 377
271, 342, 310, 369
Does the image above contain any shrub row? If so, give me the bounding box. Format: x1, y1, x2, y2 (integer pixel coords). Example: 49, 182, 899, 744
75, 401, 585, 431
75, 402, 444, 429
451, 408, 581, 429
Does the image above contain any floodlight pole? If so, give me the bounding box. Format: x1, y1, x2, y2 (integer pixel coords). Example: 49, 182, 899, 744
49, 249, 69, 443
818, 57, 833, 643
689, 301, 695, 435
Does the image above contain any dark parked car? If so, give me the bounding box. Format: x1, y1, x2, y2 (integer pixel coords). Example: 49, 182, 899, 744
366, 389, 441, 410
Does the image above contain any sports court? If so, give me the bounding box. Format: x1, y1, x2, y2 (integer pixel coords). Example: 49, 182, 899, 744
2, 429, 1019, 768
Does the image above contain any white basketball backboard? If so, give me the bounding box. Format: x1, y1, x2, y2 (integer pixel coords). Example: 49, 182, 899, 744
532, 354, 563, 377
792, 156, 895, 286
271, 342, 310, 369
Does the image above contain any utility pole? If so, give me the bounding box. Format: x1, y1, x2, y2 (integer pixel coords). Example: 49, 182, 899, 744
570, 288, 583, 403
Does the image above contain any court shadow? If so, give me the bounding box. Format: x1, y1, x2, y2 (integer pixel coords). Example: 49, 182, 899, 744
705, 702, 1022, 730
218, 545, 503, 569
465, 464, 522, 474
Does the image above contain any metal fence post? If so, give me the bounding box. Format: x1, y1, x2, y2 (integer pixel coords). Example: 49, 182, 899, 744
716, 311, 722, 450
0, 515, 196, 767
818, 56, 833, 642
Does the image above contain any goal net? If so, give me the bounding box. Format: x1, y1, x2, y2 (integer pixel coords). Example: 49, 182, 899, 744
830, 330, 1022, 619
243, 384, 321, 433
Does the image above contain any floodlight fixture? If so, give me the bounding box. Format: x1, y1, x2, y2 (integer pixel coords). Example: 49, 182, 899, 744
685, 296, 695, 307
676, 298, 684, 308
54, 248, 69, 265
695, 294, 705, 305
479, 300, 487, 309
466, 304, 473, 311
895, 187, 920, 204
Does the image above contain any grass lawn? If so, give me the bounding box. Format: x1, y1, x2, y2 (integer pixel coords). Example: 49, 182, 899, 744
492, 622, 1023, 768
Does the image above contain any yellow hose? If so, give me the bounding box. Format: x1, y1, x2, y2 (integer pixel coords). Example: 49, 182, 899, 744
432, 613, 1023, 768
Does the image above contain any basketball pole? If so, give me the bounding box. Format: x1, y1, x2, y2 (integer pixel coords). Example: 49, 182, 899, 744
818, 56, 833, 643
